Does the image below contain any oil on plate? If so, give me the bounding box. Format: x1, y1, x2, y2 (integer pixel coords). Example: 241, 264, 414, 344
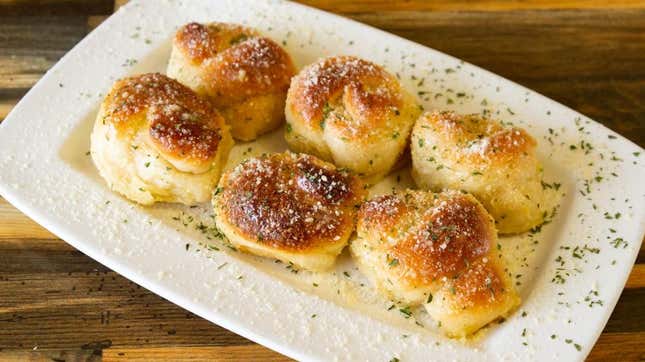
0, 1, 643, 361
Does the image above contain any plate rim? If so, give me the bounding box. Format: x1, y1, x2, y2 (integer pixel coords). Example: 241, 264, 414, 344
0, 0, 643, 360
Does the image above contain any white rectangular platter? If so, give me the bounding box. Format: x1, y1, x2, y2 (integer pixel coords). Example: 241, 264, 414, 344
0, 1, 644, 361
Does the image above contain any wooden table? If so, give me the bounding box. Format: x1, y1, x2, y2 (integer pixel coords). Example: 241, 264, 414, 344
1, 1, 643, 361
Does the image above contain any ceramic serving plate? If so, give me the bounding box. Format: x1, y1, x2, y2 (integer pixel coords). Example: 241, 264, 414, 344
1, 0, 643, 360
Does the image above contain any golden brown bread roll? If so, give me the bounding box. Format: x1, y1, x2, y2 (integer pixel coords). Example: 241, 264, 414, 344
167, 22, 296, 141
213, 152, 366, 271
285, 56, 421, 182
90, 73, 233, 205
350, 190, 520, 337
411, 111, 546, 234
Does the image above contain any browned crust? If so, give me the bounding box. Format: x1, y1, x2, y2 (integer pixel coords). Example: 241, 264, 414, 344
174, 22, 295, 104
393, 193, 493, 282
420, 110, 537, 164
358, 191, 498, 306
357, 193, 408, 233
101, 73, 224, 163
174, 22, 257, 64
288, 56, 402, 134
448, 258, 506, 309
148, 109, 221, 162
204, 37, 295, 104
217, 153, 365, 251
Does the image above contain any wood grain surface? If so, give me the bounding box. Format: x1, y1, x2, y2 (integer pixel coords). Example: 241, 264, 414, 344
0, 1, 643, 361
